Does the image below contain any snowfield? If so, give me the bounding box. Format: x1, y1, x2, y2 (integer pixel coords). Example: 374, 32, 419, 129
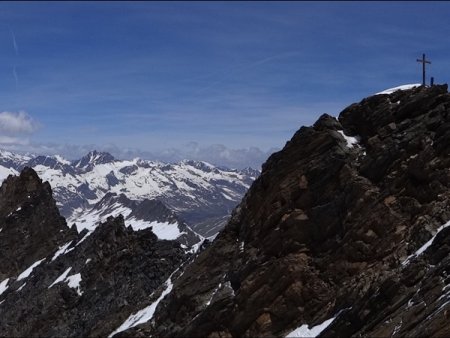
375, 83, 421, 95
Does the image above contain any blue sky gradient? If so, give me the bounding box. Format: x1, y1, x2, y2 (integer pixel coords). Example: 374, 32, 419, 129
1, 2, 450, 165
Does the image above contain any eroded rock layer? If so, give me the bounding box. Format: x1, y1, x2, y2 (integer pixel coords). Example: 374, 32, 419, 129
134, 84, 450, 337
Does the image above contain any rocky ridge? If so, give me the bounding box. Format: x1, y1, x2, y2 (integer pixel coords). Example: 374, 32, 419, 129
0, 168, 189, 337
118, 84, 450, 337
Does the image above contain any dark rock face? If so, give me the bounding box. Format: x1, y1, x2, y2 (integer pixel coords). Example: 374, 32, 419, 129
0, 167, 78, 278
121, 84, 450, 337
0, 168, 188, 337
72, 150, 116, 170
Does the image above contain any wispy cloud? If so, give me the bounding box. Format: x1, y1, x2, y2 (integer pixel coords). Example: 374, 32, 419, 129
0, 135, 29, 145
8, 25, 18, 55
194, 51, 302, 94
7, 26, 19, 88
0, 111, 37, 149
12, 66, 18, 88
0, 111, 39, 134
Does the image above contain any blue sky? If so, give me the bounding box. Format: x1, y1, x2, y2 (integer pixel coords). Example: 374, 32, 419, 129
0, 2, 450, 166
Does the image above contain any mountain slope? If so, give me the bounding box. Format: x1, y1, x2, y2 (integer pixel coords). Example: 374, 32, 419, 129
119, 84, 450, 337
0, 168, 189, 337
67, 192, 201, 247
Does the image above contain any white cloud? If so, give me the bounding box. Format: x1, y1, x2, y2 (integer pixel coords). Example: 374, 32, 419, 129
154, 142, 276, 169
0, 136, 29, 145
0, 111, 39, 134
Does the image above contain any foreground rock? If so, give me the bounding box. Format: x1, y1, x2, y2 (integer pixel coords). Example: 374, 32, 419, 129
120, 84, 450, 337
0, 168, 187, 337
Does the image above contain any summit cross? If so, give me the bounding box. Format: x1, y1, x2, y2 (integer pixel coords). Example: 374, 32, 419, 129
416, 53, 431, 86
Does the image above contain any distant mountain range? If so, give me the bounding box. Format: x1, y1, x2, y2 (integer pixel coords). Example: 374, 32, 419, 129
0, 149, 259, 238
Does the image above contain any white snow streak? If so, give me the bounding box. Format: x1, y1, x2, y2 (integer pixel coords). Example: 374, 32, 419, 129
337, 130, 359, 148
16, 283, 26, 292
206, 283, 222, 307
402, 220, 450, 266
391, 319, 403, 336
51, 241, 73, 261
0, 278, 9, 296
75, 230, 93, 246
127, 218, 183, 240
286, 316, 337, 338
109, 271, 177, 337
49, 267, 72, 288
17, 258, 45, 281
66, 273, 83, 296
375, 84, 421, 95
48, 267, 83, 296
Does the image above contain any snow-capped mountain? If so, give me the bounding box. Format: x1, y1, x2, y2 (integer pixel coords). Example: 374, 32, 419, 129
68, 192, 201, 248
0, 150, 259, 237
73, 150, 116, 170
0, 150, 31, 176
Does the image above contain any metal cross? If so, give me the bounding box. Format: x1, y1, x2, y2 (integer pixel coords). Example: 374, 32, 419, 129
416, 54, 431, 86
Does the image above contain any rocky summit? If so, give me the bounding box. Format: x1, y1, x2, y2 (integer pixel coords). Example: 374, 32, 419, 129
114, 84, 450, 338
2, 84, 450, 338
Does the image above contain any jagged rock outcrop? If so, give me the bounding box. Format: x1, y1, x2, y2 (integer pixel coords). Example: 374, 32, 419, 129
121, 84, 450, 337
72, 150, 116, 170
0, 167, 78, 278
0, 168, 188, 337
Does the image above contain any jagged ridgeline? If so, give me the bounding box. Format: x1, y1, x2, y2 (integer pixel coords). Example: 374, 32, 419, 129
135, 84, 450, 337
1, 85, 450, 337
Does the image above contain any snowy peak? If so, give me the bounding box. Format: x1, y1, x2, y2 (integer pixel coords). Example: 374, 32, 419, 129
27, 155, 75, 174
73, 150, 115, 170
0, 150, 31, 171
179, 160, 217, 173
129, 199, 179, 225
